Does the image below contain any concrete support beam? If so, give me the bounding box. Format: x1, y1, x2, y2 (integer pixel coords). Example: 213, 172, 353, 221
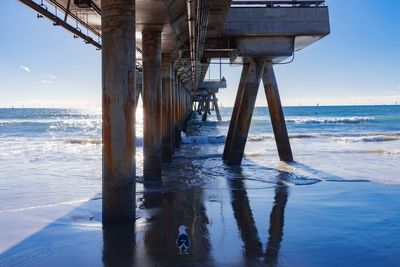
170, 70, 176, 154
223, 62, 250, 161
262, 62, 293, 162
202, 95, 210, 122
226, 58, 265, 166
162, 53, 173, 162
102, 0, 136, 224
174, 76, 181, 148
142, 31, 162, 181
212, 93, 222, 121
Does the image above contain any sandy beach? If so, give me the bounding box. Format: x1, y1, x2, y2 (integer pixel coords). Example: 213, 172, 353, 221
1, 107, 400, 266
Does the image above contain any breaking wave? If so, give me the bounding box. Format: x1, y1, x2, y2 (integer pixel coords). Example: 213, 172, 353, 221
182, 135, 225, 144
286, 116, 375, 124
336, 135, 400, 143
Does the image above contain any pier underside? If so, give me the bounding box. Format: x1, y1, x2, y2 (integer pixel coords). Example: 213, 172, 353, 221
18, 0, 330, 223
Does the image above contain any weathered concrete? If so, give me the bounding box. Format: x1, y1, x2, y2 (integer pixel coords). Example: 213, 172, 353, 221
174, 76, 181, 148
223, 7, 330, 51
142, 30, 162, 181
223, 63, 250, 161
212, 93, 222, 121
202, 95, 210, 122
162, 53, 173, 162
236, 37, 294, 58
226, 58, 265, 166
170, 70, 176, 154
102, 0, 136, 224
262, 62, 293, 162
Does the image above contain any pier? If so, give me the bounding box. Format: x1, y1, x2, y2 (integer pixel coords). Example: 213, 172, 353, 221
18, 0, 330, 223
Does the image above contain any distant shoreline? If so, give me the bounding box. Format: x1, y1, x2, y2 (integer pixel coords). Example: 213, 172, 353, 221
0, 104, 399, 110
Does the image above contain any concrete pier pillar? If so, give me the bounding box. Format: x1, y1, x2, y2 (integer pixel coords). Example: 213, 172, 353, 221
226, 58, 265, 166
142, 30, 162, 181
170, 70, 176, 154
102, 0, 136, 224
262, 62, 293, 162
223, 63, 250, 161
202, 95, 210, 122
174, 78, 181, 148
162, 53, 173, 162
212, 93, 222, 121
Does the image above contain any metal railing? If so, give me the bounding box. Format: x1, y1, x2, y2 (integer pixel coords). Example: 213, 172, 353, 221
231, 0, 325, 7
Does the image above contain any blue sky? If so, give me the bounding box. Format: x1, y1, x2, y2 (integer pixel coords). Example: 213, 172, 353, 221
0, 0, 399, 108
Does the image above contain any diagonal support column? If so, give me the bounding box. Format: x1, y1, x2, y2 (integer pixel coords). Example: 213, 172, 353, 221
212, 93, 222, 121
226, 58, 265, 166
262, 62, 293, 162
202, 94, 210, 122
102, 0, 136, 224
162, 53, 173, 162
223, 62, 250, 161
142, 30, 162, 181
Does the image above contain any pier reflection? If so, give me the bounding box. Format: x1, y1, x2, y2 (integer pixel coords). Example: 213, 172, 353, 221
141, 183, 212, 266
265, 174, 289, 266
228, 171, 263, 260
101, 168, 290, 267
228, 167, 289, 266
102, 222, 136, 267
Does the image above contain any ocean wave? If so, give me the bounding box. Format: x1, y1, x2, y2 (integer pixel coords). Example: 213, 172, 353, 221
65, 138, 145, 146
336, 135, 400, 143
182, 135, 225, 144
286, 116, 375, 124
247, 134, 316, 142
355, 149, 400, 155
65, 138, 102, 145
248, 135, 273, 142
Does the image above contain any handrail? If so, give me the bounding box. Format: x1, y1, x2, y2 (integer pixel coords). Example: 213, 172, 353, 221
231, 1, 325, 7
18, 0, 101, 49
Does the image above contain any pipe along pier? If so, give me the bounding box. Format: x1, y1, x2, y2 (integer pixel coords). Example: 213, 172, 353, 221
19, 0, 330, 224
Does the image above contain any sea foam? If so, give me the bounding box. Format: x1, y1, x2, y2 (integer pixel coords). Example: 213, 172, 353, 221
286, 116, 375, 124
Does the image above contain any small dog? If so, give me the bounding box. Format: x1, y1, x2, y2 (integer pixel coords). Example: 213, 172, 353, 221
176, 225, 190, 254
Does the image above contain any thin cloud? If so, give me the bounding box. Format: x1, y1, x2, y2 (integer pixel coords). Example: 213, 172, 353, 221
41, 80, 53, 84
40, 73, 57, 80
20, 65, 31, 73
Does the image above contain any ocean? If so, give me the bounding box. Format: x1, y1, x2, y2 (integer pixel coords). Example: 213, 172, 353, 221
0, 106, 400, 266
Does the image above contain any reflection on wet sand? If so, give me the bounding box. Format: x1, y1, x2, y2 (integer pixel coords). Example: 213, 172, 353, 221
228, 171, 263, 260
228, 167, 289, 266
102, 223, 135, 267
102, 167, 290, 267
140, 184, 212, 266
265, 177, 289, 266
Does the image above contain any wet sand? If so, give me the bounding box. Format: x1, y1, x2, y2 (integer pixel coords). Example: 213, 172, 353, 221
1, 167, 400, 267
